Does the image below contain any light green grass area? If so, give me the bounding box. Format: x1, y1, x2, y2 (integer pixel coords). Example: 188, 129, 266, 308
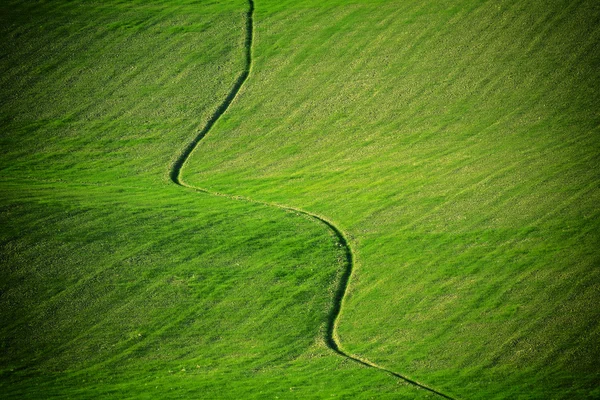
1, 0, 599, 399
184, 0, 600, 398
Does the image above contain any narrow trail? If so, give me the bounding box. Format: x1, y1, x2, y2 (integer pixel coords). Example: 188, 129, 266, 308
170, 1, 455, 399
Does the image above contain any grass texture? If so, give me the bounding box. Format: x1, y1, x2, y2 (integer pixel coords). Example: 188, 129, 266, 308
0, 0, 429, 398
184, 0, 600, 398
1, 0, 599, 399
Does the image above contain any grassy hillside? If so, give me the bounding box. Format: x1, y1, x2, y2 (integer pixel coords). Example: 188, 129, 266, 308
0, 0, 429, 398
1, 0, 599, 399
183, 0, 600, 398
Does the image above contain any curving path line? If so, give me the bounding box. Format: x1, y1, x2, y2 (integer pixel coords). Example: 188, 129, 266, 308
170, 1, 454, 399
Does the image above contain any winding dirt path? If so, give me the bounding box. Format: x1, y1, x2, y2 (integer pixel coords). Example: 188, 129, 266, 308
170, 1, 454, 398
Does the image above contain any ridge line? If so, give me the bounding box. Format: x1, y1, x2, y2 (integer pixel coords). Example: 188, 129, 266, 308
169, 1, 455, 399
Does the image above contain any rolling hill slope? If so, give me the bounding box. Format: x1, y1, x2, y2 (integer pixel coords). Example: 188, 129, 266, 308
183, 0, 600, 398
1, 0, 599, 399
0, 0, 431, 398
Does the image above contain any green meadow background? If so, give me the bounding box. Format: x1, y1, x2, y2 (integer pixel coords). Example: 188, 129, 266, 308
1, 0, 599, 398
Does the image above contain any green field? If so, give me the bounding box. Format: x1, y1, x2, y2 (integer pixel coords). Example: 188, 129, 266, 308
1, 0, 599, 398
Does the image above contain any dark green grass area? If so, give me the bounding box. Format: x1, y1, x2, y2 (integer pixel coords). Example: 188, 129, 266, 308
1, 184, 425, 399
0, 0, 245, 187
183, 0, 600, 398
0, 0, 430, 398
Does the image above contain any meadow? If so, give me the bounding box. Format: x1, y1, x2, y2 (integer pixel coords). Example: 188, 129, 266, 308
1, 0, 599, 398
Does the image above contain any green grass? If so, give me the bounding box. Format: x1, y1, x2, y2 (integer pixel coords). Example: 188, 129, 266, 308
0, 0, 428, 398
184, 0, 600, 397
1, 0, 599, 399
